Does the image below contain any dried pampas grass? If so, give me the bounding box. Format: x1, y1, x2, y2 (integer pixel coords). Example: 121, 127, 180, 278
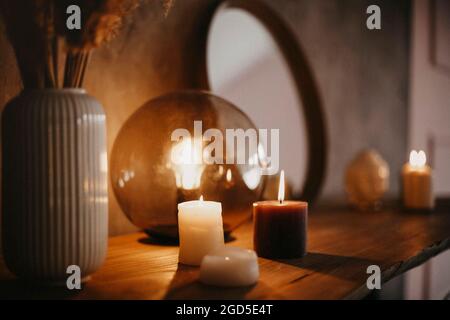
0, 0, 174, 89
162, 0, 174, 17
0, 1, 54, 88
54, 0, 141, 52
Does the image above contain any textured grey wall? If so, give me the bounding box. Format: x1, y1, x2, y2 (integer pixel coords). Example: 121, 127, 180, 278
262, 0, 410, 199
0, 0, 411, 236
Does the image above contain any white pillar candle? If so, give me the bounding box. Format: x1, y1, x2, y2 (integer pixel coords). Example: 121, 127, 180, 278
200, 247, 259, 287
178, 197, 224, 266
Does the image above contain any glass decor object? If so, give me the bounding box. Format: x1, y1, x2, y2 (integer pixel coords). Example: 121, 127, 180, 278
110, 91, 266, 239
345, 149, 390, 211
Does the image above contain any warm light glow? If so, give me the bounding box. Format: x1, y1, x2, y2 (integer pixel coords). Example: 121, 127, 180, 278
171, 138, 205, 190
243, 167, 261, 190
409, 150, 427, 168
226, 169, 232, 182
180, 168, 201, 190
242, 151, 262, 190
278, 170, 285, 203
199, 195, 204, 202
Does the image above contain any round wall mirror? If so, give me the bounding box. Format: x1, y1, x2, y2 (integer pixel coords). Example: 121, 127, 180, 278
206, 0, 327, 202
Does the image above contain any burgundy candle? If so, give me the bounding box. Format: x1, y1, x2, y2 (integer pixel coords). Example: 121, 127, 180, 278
253, 171, 308, 259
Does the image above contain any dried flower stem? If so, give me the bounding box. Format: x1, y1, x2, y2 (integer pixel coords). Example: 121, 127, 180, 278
1, 0, 172, 89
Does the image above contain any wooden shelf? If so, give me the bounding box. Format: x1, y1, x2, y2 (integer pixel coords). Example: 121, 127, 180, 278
1, 206, 450, 299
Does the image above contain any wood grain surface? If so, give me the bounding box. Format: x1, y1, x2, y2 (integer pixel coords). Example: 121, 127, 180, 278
1, 206, 449, 300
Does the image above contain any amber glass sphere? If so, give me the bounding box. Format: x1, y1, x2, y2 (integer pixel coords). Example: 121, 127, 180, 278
111, 91, 266, 239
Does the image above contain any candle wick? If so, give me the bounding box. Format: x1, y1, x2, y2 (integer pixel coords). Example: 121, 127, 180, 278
279, 199, 283, 204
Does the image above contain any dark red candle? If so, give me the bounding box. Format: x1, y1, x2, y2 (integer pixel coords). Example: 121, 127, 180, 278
253, 171, 308, 259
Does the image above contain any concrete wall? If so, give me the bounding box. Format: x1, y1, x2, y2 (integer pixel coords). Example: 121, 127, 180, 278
264, 0, 410, 199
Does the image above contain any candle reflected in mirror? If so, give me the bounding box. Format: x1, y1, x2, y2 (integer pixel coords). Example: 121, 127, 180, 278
225, 168, 235, 189
226, 169, 232, 182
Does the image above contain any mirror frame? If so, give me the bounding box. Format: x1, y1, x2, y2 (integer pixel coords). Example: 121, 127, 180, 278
204, 0, 328, 203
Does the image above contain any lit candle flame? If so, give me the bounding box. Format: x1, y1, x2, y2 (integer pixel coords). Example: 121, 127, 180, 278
409, 150, 427, 168
278, 170, 285, 204
199, 195, 204, 202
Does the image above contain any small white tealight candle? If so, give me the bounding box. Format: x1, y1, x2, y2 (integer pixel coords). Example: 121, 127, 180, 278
200, 247, 259, 287
178, 196, 224, 266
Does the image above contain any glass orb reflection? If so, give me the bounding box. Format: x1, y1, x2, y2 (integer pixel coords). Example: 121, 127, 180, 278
110, 91, 266, 239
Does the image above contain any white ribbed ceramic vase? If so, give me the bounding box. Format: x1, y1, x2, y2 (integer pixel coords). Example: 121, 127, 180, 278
1, 89, 108, 283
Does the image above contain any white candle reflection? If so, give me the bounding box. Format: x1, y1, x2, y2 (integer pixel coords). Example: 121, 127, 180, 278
170, 137, 205, 190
